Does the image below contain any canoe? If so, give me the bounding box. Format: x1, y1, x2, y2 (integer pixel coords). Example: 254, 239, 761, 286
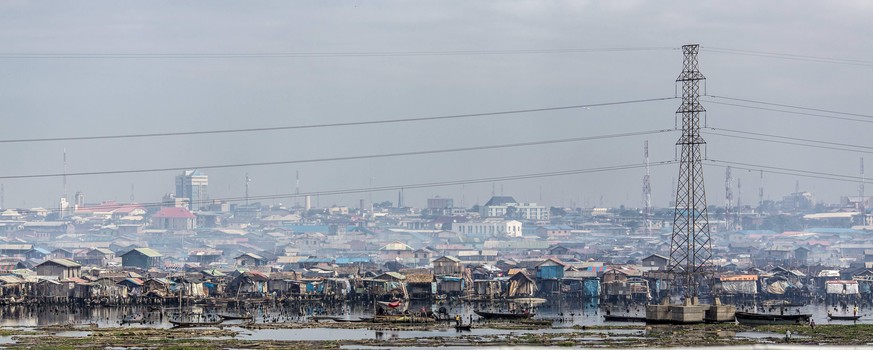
603, 314, 647, 322
474, 310, 534, 320
735, 312, 811, 325
509, 298, 547, 305
311, 315, 343, 321
169, 319, 223, 327
828, 314, 861, 321
218, 314, 254, 320
121, 315, 145, 324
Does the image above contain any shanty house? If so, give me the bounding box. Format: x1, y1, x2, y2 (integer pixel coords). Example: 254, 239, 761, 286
432, 256, 463, 276
121, 248, 163, 269
405, 273, 434, 300
81, 248, 116, 266
35, 259, 81, 280
378, 242, 415, 264
235, 252, 267, 267
506, 271, 537, 298
641, 254, 669, 270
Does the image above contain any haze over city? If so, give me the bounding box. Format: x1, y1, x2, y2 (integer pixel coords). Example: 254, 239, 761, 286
1, 1, 871, 210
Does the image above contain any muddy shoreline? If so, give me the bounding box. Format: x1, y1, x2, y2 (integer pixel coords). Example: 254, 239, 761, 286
1, 321, 870, 349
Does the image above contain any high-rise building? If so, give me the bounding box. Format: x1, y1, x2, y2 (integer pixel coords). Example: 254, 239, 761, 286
175, 170, 208, 210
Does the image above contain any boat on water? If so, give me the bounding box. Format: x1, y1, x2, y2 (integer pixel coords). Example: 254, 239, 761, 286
373, 314, 436, 323
169, 319, 223, 327
121, 314, 145, 324
474, 310, 534, 320
454, 324, 472, 331
218, 313, 254, 321
828, 314, 861, 321
310, 315, 344, 321
509, 297, 547, 305
603, 314, 646, 322
734, 311, 811, 325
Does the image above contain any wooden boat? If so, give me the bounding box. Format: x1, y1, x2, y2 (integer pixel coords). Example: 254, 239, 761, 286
474, 310, 534, 320
454, 325, 472, 331
334, 318, 366, 323
735, 312, 811, 325
603, 314, 646, 322
509, 297, 547, 305
218, 313, 254, 321
372, 314, 435, 323
828, 314, 861, 321
310, 315, 343, 321
169, 319, 223, 327
121, 314, 145, 324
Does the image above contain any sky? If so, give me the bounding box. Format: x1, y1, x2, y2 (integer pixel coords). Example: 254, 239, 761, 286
0, 1, 872, 211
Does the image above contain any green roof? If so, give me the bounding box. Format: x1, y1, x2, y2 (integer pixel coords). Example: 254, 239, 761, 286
125, 247, 162, 257
41, 258, 81, 268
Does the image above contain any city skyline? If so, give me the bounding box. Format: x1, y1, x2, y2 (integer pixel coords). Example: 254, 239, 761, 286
0, 2, 870, 211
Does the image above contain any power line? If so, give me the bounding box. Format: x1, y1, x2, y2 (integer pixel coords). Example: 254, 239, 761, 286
707, 95, 873, 120
705, 100, 873, 125
0, 97, 676, 144
707, 127, 873, 151
37, 160, 677, 213
0, 47, 676, 59
0, 129, 674, 180
706, 132, 873, 155
702, 47, 873, 67
704, 128, 873, 154
708, 159, 868, 183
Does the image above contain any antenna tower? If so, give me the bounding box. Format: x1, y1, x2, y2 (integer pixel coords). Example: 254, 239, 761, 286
668, 44, 712, 301
861, 158, 866, 221
725, 166, 733, 231
63, 148, 68, 200
245, 173, 251, 205
758, 170, 764, 209
736, 178, 742, 230
643, 140, 653, 235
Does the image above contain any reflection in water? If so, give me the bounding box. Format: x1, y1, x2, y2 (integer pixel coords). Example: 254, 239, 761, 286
0, 298, 866, 329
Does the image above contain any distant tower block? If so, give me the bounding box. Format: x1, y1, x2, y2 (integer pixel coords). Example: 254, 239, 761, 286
668, 44, 712, 301
305, 195, 312, 211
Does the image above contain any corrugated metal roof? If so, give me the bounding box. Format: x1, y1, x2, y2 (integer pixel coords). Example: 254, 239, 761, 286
126, 248, 162, 257
39, 258, 81, 268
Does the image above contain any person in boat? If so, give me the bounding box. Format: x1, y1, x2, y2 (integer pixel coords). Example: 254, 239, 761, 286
455, 315, 461, 327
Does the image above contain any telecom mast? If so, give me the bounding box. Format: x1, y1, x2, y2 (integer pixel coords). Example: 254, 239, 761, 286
725, 166, 733, 231
643, 140, 653, 235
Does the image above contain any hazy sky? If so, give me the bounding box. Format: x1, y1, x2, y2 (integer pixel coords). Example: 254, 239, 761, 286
1, 1, 871, 211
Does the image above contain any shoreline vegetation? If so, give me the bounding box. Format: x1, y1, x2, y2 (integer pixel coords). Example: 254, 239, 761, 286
2, 322, 872, 349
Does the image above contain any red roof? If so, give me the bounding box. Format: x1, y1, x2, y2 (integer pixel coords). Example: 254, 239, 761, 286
153, 207, 195, 219
76, 201, 145, 215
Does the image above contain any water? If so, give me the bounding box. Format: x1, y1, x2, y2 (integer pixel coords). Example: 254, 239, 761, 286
0, 299, 869, 329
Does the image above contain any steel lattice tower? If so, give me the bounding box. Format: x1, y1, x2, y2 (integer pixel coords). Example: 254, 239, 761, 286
669, 44, 712, 301
725, 166, 733, 231
643, 140, 653, 235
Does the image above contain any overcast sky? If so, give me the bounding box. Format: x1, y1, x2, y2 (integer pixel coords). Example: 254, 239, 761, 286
1, 1, 871, 211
